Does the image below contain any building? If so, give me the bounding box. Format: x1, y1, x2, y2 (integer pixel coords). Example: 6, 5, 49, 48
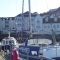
16, 11, 43, 34
0, 11, 60, 36
43, 16, 60, 35
0, 17, 16, 34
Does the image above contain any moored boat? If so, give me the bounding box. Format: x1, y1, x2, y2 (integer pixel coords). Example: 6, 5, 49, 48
1, 36, 18, 51
18, 39, 60, 60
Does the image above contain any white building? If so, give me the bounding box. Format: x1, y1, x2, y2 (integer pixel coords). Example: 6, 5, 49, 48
0, 11, 60, 35
0, 17, 16, 34
43, 16, 60, 35
16, 12, 43, 34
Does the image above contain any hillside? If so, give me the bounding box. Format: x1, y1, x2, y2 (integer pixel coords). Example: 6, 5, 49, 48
40, 7, 60, 18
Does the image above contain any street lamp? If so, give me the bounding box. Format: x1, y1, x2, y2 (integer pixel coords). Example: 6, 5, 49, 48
51, 29, 57, 45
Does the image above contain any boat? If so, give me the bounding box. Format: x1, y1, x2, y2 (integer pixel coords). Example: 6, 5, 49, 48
18, 38, 53, 60
40, 45, 60, 60
15, 38, 60, 60
1, 31, 18, 51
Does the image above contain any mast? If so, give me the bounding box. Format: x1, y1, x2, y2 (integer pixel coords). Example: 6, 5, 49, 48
21, 0, 32, 39
28, 0, 32, 38
22, 0, 24, 23
21, 0, 24, 40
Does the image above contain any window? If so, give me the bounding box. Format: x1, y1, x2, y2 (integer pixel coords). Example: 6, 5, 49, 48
37, 20, 40, 23
2, 40, 5, 44
20, 19, 21, 21
31, 51, 37, 55
54, 18, 57, 22
6, 41, 8, 44
5, 19, 9, 23
1, 19, 3, 21
31, 19, 34, 21
9, 40, 12, 44
32, 24, 34, 26
12, 40, 14, 44
5, 25, 9, 27
12, 17, 15, 20
18, 24, 21, 26
44, 26, 46, 28
18, 18, 21, 21
57, 25, 59, 28
53, 25, 55, 28
37, 26, 40, 28
45, 17, 48, 22
48, 25, 50, 28
5, 21, 9, 24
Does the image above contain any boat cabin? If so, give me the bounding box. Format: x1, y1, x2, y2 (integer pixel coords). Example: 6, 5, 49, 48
1, 37, 17, 51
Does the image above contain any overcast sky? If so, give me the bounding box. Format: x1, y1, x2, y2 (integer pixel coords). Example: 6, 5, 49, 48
0, 0, 60, 17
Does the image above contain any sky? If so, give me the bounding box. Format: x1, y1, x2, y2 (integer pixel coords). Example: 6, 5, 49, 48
0, 0, 60, 17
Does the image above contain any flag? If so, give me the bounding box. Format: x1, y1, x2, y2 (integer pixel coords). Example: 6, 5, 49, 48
25, 39, 28, 46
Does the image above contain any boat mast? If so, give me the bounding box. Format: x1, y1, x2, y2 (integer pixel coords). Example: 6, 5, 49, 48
28, 0, 32, 38
9, 30, 10, 38
22, 0, 24, 30
21, 0, 24, 41
9, 17, 10, 38
21, 0, 32, 39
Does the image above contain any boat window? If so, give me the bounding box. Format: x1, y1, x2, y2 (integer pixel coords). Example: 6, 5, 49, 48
6, 40, 8, 44
9, 40, 14, 45
2, 40, 5, 44
12, 40, 14, 44
31, 51, 37, 55
9, 40, 12, 44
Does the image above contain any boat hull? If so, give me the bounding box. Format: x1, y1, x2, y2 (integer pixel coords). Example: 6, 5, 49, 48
18, 45, 53, 60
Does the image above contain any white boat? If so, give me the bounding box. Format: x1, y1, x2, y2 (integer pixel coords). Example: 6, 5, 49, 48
17, 39, 60, 60
1, 36, 18, 51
